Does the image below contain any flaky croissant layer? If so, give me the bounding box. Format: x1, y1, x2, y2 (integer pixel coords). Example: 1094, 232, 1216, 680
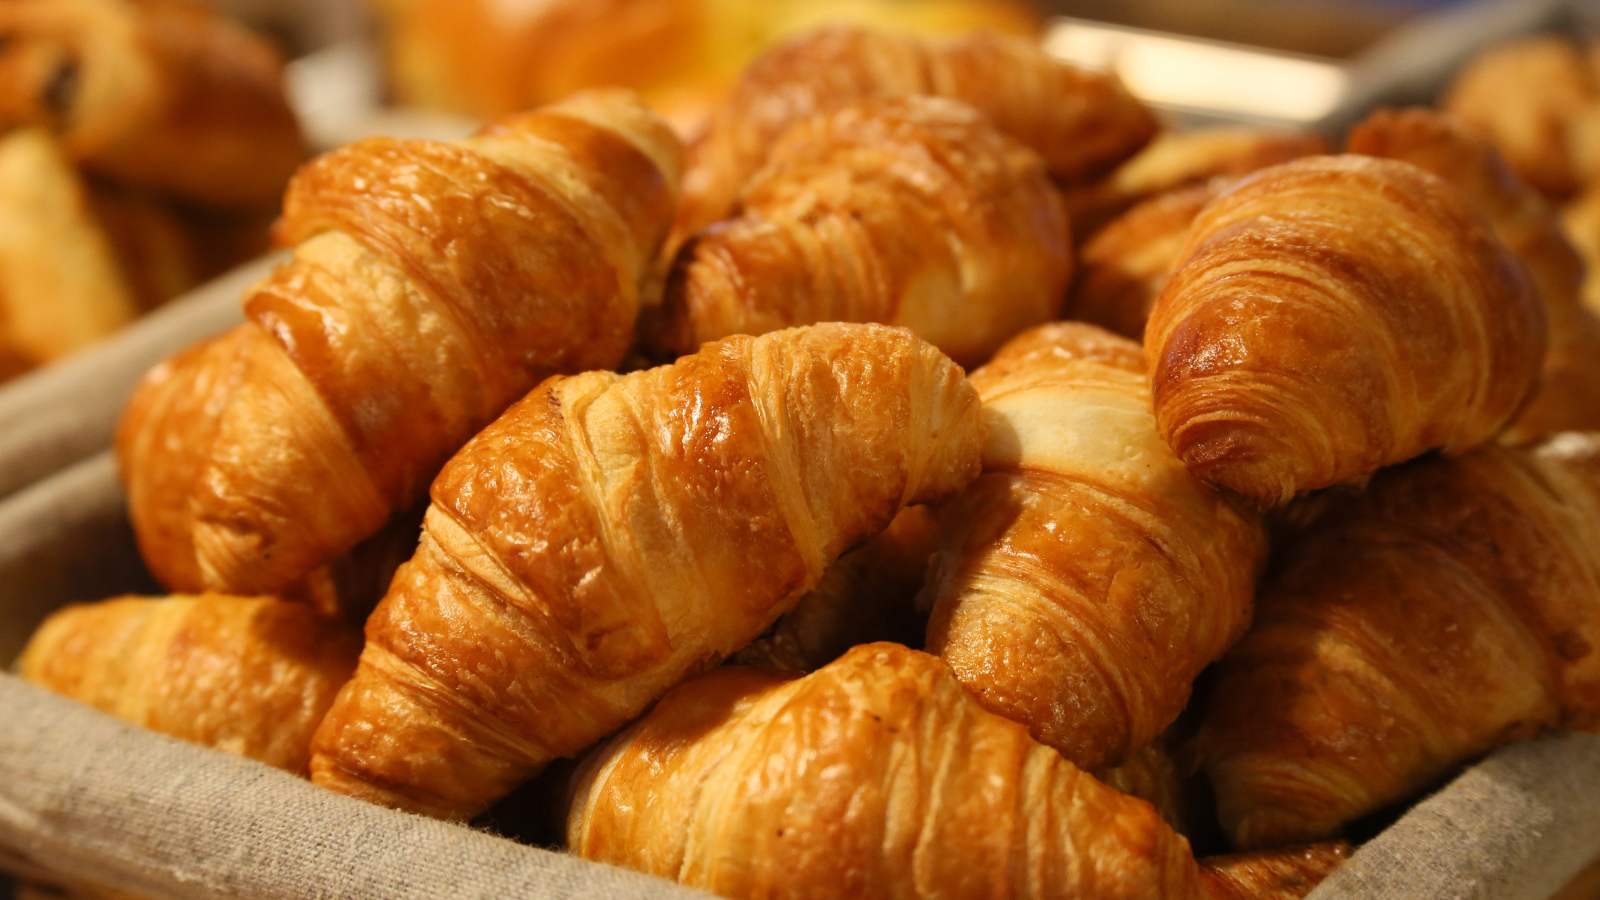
1200, 432, 1600, 849
569, 643, 1206, 900
310, 322, 985, 820
652, 95, 1071, 367
116, 89, 682, 616
924, 322, 1266, 771
1146, 154, 1546, 507
20, 594, 361, 775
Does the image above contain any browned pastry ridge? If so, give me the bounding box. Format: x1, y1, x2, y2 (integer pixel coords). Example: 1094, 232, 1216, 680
729, 504, 937, 673
1348, 106, 1600, 444
0, 0, 304, 210
568, 643, 1208, 900
1443, 35, 1600, 199
922, 322, 1265, 770
651, 95, 1071, 366
19, 594, 360, 775
1198, 432, 1600, 849
1061, 127, 1329, 241
672, 25, 1157, 250
309, 323, 986, 821
115, 90, 682, 617
1144, 154, 1546, 508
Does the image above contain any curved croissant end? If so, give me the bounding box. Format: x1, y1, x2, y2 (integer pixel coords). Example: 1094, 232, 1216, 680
1200, 433, 1600, 848
653, 95, 1071, 366
116, 90, 683, 615
673, 25, 1155, 250
1349, 106, 1600, 444
1145, 154, 1546, 507
20, 594, 360, 775
309, 322, 985, 820
569, 643, 1206, 900
924, 322, 1265, 770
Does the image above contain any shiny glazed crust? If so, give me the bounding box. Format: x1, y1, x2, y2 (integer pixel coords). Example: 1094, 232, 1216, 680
923, 322, 1265, 770
0, 0, 304, 209
1199, 844, 1352, 900
654, 95, 1071, 366
568, 643, 1205, 900
308, 323, 985, 820
1200, 433, 1600, 848
19, 594, 360, 775
115, 90, 683, 612
1145, 154, 1546, 507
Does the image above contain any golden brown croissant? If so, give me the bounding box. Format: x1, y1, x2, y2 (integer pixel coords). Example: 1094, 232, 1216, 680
1145, 155, 1546, 507
729, 504, 937, 673
1199, 844, 1351, 900
1198, 432, 1600, 849
673, 25, 1156, 248
1093, 737, 1192, 837
650, 96, 1071, 366
115, 90, 683, 616
568, 642, 1207, 900
1347, 107, 1600, 444
309, 322, 986, 820
1068, 182, 1218, 341
0, 0, 304, 209
922, 322, 1266, 771
1444, 36, 1600, 199
0, 127, 137, 371
19, 594, 360, 775
1062, 127, 1328, 240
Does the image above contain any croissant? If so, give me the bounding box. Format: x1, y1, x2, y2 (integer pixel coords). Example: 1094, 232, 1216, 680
1068, 183, 1219, 340
1347, 107, 1600, 444
650, 96, 1071, 366
1443, 36, 1600, 199
309, 322, 986, 820
1199, 844, 1351, 900
0, 0, 304, 210
568, 642, 1207, 900
1062, 127, 1328, 240
922, 322, 1266, 771
115, 90, 683, 616
19, 594, 361, 774
0, 127, 137, 372
1198, 432, 1600, 849
1144, 155, 1546, 507
673, 25, 1156, 248
730, 504, 937, 673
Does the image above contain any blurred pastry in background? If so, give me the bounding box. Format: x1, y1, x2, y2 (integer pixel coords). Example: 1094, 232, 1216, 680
0, 0, 305, 210
1061, 127, 1328, 239
1445, 35, 1600, 201
371, 0, 1042, 136
0, 0, 305, 382
0, 128, 139, 376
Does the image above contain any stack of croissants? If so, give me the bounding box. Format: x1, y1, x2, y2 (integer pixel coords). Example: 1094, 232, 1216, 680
15, 17, 1600, 900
